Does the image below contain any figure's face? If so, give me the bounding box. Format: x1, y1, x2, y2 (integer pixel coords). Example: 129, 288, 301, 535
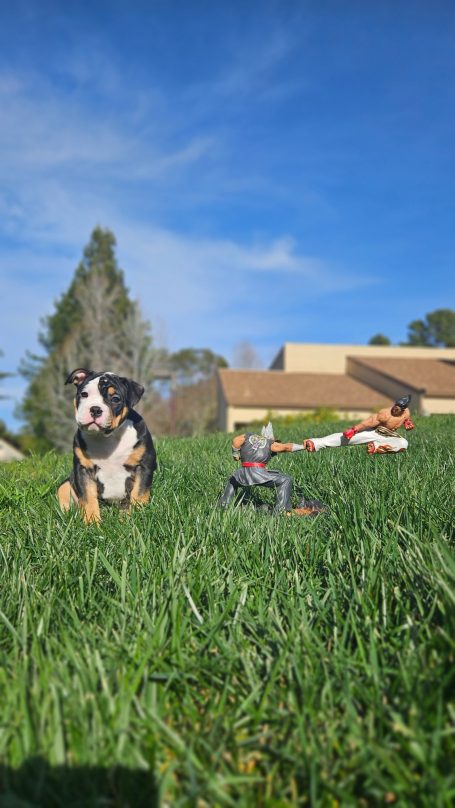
391, 405, 403, 417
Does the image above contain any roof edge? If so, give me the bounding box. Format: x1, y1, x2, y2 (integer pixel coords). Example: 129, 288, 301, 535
348, 356, 426, 394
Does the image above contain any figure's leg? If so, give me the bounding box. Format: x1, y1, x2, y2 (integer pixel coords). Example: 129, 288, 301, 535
347, 430, 379, 448
347, 430, 408, 453
260, 473, 293, 513
219, 476, 239, 508
305, 432, 348, 452
382, 434, 408, 452
366, 435, 408, 454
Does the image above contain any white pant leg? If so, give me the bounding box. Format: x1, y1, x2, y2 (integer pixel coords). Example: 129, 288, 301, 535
311, 432, 346, 451
349, 430, 408, 452
311, 430, 408, 452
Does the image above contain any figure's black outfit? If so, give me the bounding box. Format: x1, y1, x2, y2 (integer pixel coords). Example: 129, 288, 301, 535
219, 433, 293, 513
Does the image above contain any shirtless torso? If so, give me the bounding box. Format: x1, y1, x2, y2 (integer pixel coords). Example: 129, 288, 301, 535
354, 406, 411, 433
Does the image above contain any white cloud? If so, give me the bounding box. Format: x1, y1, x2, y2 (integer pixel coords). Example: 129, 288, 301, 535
0, 41, 375, 429
186, 24, 304, 109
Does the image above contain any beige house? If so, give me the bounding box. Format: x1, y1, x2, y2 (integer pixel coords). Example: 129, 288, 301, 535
0, 438, 24, 463
217, 343, 455, 432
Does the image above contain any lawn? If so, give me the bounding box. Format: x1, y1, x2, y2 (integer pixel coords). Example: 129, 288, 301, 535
0, 416, 454, 806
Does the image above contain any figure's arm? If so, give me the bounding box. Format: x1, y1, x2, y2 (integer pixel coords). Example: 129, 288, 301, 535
271, 441, 304, 453
231, 434, 246, 460
343, 411, 382, 439
356, 412, 383, 430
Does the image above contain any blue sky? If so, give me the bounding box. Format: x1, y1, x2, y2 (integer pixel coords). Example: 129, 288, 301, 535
1, 1, 454, 428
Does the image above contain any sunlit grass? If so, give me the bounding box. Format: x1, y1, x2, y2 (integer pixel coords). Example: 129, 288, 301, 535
0, 416, 454, 806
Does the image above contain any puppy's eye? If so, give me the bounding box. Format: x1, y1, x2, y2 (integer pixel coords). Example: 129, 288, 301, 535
111, 395, 121, 403
80, 391, 88, 398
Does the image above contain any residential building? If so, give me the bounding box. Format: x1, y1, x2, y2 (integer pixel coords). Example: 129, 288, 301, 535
0, 438, 24, 463
217, 343, 455, 432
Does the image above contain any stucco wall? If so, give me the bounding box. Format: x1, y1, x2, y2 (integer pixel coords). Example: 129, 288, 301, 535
271, 343, 455, 374
216, 375, 228, 431
422, 397, 455, 415
223, 405, 375, 433
220, 394, 455, 430
0, 439, 24, 463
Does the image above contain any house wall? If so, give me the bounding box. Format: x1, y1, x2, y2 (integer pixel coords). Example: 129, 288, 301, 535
270, 343, 455, 373
0, 439, 24, 463
269, 345, 284, 370
216, 375, 228, 431
222, 405, 374, 433
422, 397, 455, 415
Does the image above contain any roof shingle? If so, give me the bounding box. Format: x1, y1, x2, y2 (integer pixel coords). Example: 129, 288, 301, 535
218, 369, 389, 409
350, 357, 455, 397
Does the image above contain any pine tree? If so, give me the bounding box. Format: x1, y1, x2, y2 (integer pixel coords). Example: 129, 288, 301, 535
40, 227, 132, 352
0, 350, 11, 399
19, 227, 160, 451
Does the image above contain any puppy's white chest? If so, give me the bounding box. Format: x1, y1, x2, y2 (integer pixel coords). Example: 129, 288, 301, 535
86, 422, 138, 501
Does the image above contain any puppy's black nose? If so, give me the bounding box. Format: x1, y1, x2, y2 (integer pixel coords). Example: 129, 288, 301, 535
90, 406, 103, 418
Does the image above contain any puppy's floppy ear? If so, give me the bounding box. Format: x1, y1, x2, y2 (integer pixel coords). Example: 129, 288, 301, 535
121, 378, 144, 407
65, 368, 92, 386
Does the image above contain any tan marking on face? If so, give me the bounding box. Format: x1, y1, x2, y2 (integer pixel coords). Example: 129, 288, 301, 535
108, 386, 116, 395
80, 479, 101, 523
110, 406, 129, 430
75, 445, 94, 469
125, 444, 145, 467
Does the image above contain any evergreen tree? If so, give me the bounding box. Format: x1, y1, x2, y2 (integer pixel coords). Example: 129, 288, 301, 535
19, 227, 159, 452
0, 350, 11, 399
40, 227, 133, 352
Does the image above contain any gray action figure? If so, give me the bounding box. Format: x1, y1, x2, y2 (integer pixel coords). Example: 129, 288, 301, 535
219, 423, 327, 516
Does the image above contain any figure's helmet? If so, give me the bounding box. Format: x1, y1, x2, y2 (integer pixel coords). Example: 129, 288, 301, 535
261, 421, 275, 440
394, 394, 411, 410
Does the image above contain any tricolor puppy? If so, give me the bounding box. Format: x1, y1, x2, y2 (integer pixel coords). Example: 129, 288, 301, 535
57, 368, 156, 523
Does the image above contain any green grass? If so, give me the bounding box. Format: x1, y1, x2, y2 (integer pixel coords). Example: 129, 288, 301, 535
0, 416, 454, 807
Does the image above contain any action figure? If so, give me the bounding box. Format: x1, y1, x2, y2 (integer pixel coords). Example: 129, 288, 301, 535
304, 394, 415, 455
219, 423, 327, 516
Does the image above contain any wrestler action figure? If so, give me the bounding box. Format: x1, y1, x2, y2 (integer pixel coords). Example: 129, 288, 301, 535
219, 423, 327, 516
304, 394, 415, 455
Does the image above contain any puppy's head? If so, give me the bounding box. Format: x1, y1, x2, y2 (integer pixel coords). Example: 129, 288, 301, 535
66, 368, 144, 435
